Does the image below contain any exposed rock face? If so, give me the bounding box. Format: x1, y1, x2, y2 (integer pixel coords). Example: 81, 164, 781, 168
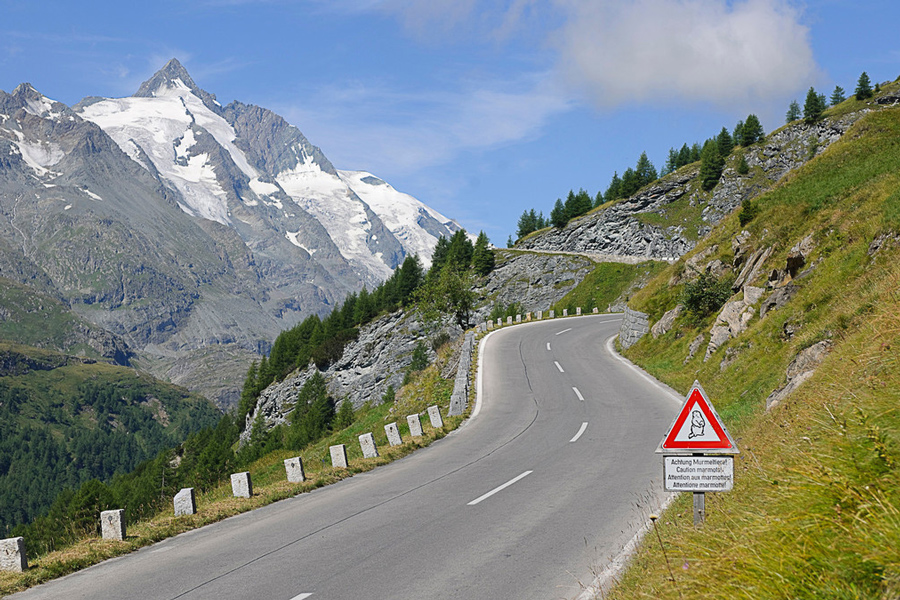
518, 172, 697, 260
765, 340, 832, 409
685, 334, 705, 364
241, 308, 445, 441
704, 286, 765, 361
473, 251, 595, 316
651, 305, 682, 339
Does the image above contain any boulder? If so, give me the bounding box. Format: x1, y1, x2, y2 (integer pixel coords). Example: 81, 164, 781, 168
651, 305, 682, 339
766, 340, 832, 409
704, 286, 764, 361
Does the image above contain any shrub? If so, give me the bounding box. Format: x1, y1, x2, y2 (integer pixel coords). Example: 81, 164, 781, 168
738, 199, 760, 226
681, 272, 735, 319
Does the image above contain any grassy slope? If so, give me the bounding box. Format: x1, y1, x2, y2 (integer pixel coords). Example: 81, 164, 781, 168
0, 342, 460, 596
0, 277, 111, 359
607, 96, 900, 597
552, 260, 669, 314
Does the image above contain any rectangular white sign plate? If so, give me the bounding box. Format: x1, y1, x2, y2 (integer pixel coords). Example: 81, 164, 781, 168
664, 455, 734, 492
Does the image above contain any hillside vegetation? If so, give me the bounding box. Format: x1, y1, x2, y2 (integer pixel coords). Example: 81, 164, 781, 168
0, 344, 220, 537
606, 84, 900, 597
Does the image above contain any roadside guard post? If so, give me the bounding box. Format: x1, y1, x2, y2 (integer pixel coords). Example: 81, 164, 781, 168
656, 381, 739, 526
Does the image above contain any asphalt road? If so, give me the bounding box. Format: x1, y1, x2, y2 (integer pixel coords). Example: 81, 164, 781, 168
13, 314, 682, 600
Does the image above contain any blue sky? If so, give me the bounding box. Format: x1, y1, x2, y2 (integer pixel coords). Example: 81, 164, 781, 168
3, 0, 899, 244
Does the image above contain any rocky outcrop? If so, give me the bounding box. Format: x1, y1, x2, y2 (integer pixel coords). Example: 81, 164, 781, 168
518, 172, 697, 260
651, 305, 682, 339
704, 286, 765, 361
520, 111, 865, 269
765, 340, 832, 409
241, 308, 449, 442
474, 251, 595, 316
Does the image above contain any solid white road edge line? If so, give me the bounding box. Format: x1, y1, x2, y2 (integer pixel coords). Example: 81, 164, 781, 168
569, 422, 588, 443
573, 387, 585, 402
555, 328, 572, 335
573, 334, 682, 599
467, 471, 533, 506
604, 334, 682, 405
555, 361, 565, 373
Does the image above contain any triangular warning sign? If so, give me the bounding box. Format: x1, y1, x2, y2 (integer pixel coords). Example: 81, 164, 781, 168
656, 381, 739, 454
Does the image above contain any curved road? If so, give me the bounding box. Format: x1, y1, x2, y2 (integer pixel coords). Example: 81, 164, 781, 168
13, 315, 681, 600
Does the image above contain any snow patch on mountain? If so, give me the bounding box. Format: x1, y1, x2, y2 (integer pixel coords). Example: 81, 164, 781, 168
276, 154, 394, 280
78, 84, 255, 225
10, 130, 64, 176
339, 170, 460, 267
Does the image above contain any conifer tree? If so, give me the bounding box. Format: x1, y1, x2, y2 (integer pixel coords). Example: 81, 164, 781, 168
803, 87, 826, 123
676, 144, 693, 168
472, 231, 495, 276
516, 209, 536, 239
732, 121, 744, 146
550, 198, 567, 228
334, 398, 354, 429
663, 147, 678, 175
397, 254, 423, 306
237, 361, 259, 427
620, 167, 640, 198
690, 143, 702, 162
430, 236, 450, 273
855, 71, 873, 100
785, 100, 801, 123
716, 127, 734, 157
565, 188, 592, 219
741, 114, 764, 145
699, 140, 724, 191
830, 86, 846, 106
446, 230, 473, 271
635, 152, 658, 187
605, 172, 622, 201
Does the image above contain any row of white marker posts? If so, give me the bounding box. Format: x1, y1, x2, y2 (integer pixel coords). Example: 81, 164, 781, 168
328, 405, 445, 467
476, 307, 600, 333
0, 405, 451, 573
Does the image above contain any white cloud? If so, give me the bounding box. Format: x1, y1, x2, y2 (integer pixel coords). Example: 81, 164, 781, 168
552, 0, 818, 107
279, 73, 571, 175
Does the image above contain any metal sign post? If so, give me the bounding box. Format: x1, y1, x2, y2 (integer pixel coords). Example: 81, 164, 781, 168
657, 381, 739, 526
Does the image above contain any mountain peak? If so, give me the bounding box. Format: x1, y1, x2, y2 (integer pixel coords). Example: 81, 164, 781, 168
133, 58, 220, 110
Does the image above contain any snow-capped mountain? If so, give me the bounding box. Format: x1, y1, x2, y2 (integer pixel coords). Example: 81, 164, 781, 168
77, 59, 460, 280
0, 59, 462, 407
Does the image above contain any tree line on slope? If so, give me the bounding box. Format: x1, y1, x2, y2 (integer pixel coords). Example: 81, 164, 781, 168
1, 375, 220, 547
512, 116, 765, 242
10, 229, 497, 557
785, 71, 879, 125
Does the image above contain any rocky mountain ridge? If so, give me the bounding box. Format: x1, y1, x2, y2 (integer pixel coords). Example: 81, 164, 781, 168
0, 59, 461, 407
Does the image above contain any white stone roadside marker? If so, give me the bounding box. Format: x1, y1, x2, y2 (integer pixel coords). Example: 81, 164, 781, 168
427, 405, 444, 429
359, 433, 379, 458
330, 444, 348, 468
174, 488, 196, 516
385, 422, 403, 446
284, 457, 306, 483
101, 509, 126, 541
0, 537, 27, 572
231, 472, 253, 498
407, 413, 423, 437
